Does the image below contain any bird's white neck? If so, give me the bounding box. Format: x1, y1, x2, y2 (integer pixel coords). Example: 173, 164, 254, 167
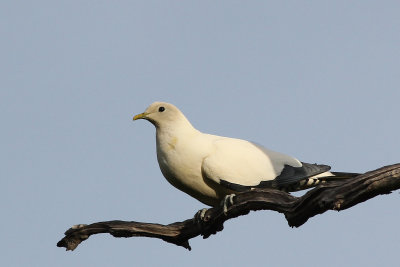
156, 112, 198, 135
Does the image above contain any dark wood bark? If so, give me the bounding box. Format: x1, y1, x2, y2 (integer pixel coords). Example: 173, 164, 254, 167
57, 163, 400, 251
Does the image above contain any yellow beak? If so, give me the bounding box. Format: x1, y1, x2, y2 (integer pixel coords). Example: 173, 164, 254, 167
133, 112, 148, 121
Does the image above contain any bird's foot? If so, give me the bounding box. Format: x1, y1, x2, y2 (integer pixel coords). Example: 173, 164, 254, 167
222, 194, 235, 215
193, 208, 208, 224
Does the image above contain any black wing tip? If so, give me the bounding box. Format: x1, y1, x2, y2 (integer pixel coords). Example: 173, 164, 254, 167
273, 162, 332, 187
218, 162, 333, 192
300, 162, 331, 172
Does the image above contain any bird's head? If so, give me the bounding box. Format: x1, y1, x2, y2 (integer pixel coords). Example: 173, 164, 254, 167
133, 102, 191, 129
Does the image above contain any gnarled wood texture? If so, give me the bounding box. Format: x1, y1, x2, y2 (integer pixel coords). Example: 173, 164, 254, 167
57, 163, 400, 251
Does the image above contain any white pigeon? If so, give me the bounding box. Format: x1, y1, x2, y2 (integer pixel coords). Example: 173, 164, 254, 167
133, 102, 357, 207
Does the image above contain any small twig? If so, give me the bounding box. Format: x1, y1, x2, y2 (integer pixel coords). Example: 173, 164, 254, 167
57, 163, 400, 251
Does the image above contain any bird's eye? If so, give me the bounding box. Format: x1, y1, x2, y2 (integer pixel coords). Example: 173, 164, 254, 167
158, 106, 165, 112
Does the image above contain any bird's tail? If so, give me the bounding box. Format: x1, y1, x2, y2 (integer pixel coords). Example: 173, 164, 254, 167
286, 172, 360, 192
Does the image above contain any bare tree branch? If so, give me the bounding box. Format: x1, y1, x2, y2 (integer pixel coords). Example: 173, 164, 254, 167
57, 163, 400, 251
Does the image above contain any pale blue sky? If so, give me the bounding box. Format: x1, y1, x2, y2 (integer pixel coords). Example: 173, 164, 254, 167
1, 1, 400, 266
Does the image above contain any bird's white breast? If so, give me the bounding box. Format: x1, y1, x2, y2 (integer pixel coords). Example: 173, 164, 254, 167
155, 129, 222, 204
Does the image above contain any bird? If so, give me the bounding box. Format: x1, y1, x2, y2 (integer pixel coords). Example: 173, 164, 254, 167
133, 102, 358, 208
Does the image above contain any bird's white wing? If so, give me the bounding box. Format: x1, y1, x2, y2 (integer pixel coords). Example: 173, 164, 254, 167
201, 138, 330, 191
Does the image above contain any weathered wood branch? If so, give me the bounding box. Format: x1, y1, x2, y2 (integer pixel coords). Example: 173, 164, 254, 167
57, 163, 400, 251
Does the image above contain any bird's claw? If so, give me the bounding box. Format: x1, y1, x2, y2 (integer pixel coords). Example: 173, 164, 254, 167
222, 194, 235, 215
193, 208, 208, 224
